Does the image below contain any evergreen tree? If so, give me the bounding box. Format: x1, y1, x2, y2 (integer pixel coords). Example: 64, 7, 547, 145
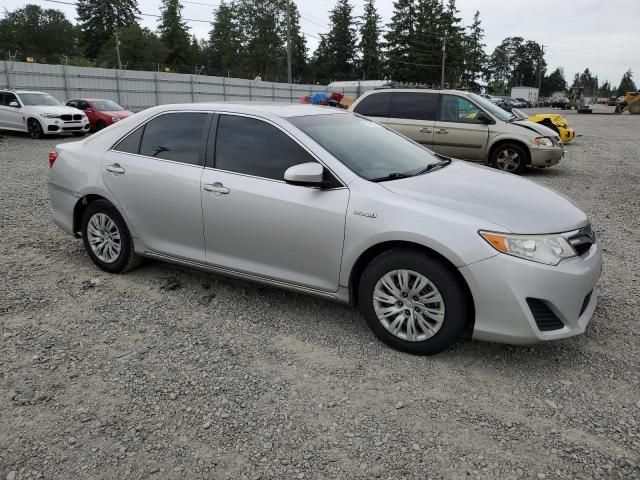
616, 69, 636, 95
97, 23, 168, 70
76, 0, 139, 60
359, 0, 383, 80
385, 0, 418, 82
158, 0, 193, 71
438, 0, 466, 87
412, 0, 443, 84
207, 0, 243, 76
541, 67, 566, 97
461, 10, 486, 92
485, 37, 545, 93
0, 5, 80, 61
286, 1, 308, 81
313, 0, 357, 82
598, 80, 612, 97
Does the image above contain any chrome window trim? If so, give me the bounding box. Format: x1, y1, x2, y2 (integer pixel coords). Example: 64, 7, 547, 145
209, 111, 348, 190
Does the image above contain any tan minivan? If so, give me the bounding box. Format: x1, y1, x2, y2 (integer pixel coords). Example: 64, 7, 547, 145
350, 88, 564, 174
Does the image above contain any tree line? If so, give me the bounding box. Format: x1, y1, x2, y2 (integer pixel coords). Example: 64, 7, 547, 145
0, 0, 635, 95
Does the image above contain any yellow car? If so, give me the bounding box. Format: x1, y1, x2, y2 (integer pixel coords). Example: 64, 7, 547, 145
528, 114, 575, 143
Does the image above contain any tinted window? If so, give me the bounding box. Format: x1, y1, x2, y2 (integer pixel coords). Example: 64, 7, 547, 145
2, 92, 18, 106
439, 95, 484, 123
139, 113, 208, 165
353, 92, 391, 117
215, 115, 315, 180
114, 126, 144, 154
389, 92, 439, 121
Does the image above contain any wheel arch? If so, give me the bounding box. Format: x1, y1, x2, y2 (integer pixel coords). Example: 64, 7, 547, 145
73, 194, 127, 237
487, 138, 531, 165
348, 240, 476, 332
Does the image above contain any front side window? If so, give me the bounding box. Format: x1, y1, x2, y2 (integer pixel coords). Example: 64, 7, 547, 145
389, 92, 439, 121
139, 112, 208, 165
2, 93, 19, 106
18, 93, 61, 106
353, 92, 392, 117
439, 95, 484, 123
215, 115, 315, 181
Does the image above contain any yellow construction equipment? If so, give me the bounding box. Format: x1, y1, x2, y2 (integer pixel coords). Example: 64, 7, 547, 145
615, 91, 640, 114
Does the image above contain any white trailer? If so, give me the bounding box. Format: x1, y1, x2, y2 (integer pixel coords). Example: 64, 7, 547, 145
511, 87, 539, 104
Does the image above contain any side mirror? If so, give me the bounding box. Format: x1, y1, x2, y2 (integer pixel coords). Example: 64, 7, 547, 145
476, 112, 493, 124
284, 162, 325, 187
9, 101, 20, 108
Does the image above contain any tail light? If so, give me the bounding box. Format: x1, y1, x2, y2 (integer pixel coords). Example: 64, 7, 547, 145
49, 150, 58, 168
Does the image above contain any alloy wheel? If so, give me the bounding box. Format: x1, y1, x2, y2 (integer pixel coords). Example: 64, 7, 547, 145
86, 213, 122, 263
372, 269, 445, 342
495, 149, 521, 172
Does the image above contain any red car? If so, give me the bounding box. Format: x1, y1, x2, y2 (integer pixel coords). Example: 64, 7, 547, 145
65, 98, 133, 131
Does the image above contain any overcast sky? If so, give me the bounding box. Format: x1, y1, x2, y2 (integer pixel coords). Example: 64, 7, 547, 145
3, 0, 637, 85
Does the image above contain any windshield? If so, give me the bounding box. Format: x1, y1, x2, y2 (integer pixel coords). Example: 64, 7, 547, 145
92, 100, 124, 111
19, 93, 61, 106
468, 93, 512, 122
289, 113, 443, 181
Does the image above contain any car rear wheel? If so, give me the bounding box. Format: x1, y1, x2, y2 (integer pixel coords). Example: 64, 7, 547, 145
490, 142, 528, 174
27, 119, 44, 139
358, 248, 470, 355
81, 200, 141, 273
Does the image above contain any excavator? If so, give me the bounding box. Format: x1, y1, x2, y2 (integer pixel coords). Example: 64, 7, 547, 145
615, 91, 640, 114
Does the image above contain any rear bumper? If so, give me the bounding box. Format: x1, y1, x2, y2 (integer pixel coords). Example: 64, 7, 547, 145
459, 242, 602, 344
48, 182, 78, 236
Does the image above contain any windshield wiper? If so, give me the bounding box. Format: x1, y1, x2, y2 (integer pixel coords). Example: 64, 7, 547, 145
369, 172, 414, 182
414, 158, 452, 175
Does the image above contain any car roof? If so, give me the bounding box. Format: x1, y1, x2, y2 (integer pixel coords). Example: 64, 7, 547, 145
141, 103, 348, 119
365, 88, 473, 96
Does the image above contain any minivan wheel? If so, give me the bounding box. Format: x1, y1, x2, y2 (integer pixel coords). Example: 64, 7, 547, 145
358, 249, 470, 355
490, 143, 527, 174
28, 119, 44, 139
81, 200, 141, 273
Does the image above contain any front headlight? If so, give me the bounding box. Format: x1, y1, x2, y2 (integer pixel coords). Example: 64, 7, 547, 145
111, 116, 120, 122
534, 137, 553, 146
40, 113, 60, 119
479, 231, 576, 266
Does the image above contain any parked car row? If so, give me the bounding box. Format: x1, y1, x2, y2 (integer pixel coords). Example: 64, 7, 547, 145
0, 89, 132, 138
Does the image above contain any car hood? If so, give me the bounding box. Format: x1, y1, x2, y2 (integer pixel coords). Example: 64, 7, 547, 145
27, 105, 84, 115
511, 119, 558, 137
381, 160, 587, 234
103, 110, 133, 118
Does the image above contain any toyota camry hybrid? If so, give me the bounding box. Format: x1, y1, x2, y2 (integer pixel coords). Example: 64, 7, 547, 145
48, 104, 602, 354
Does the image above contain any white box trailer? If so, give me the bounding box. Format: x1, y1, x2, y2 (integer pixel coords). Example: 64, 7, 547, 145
511, 87, 539, 104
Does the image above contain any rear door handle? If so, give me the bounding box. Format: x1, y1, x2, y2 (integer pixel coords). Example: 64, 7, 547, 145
106, 164, 125, 174
203, 183, 230, 194
435, 129, 449, 135
419, 127, 433, 133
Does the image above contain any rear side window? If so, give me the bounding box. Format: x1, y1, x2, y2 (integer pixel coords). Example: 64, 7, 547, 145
215, 115, 315, 180
353, 92, 392, 117
114, 126, 144, 154
139, 112, 208, 165
389, 92, 439, 121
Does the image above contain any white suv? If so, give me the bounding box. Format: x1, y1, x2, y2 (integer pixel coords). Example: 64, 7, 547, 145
0, 90, 90, 138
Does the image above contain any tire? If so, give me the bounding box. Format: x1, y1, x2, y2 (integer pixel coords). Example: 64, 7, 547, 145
27, 119, 44, 139
358, 248, 471, 355
96, 120, 107, 131
490, 142, 528, 174
81, 199, 141, 273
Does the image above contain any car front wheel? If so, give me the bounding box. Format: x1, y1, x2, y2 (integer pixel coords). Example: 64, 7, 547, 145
358, 249, 470, 355
81, 200, 141, 273
28, 119, 44, 139
490, 143, 528, 174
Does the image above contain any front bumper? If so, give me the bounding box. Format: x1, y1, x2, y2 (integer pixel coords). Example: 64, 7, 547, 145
41, 116, 90, 135
530, 144, 563, 167
459, 242, 602, 344
559, 127, 575, 143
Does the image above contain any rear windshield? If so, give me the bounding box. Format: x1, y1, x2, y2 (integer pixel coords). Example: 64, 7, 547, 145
289, 113, 441, 181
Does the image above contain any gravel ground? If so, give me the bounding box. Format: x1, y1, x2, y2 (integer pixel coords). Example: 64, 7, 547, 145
1, 110, 639, 480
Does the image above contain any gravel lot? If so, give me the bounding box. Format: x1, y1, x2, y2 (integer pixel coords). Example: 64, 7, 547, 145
1, 109, 639, 480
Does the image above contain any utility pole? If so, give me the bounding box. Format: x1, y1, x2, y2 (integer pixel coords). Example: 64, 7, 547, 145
537, 45, 545, 101
440, 30, 447, 89
115, 29, 123, 70
286, 0, 292, 84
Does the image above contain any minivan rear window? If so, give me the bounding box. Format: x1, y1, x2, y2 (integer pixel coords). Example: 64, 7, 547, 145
389, 92, 439, 121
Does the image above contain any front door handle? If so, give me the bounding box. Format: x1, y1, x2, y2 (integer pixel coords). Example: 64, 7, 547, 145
203, 183, 230, 194
106, 164, 125, 174
435, 129, 449, 135
420, 127, 433, 133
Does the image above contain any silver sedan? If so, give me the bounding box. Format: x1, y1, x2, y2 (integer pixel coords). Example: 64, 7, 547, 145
48, 103, 602, 354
